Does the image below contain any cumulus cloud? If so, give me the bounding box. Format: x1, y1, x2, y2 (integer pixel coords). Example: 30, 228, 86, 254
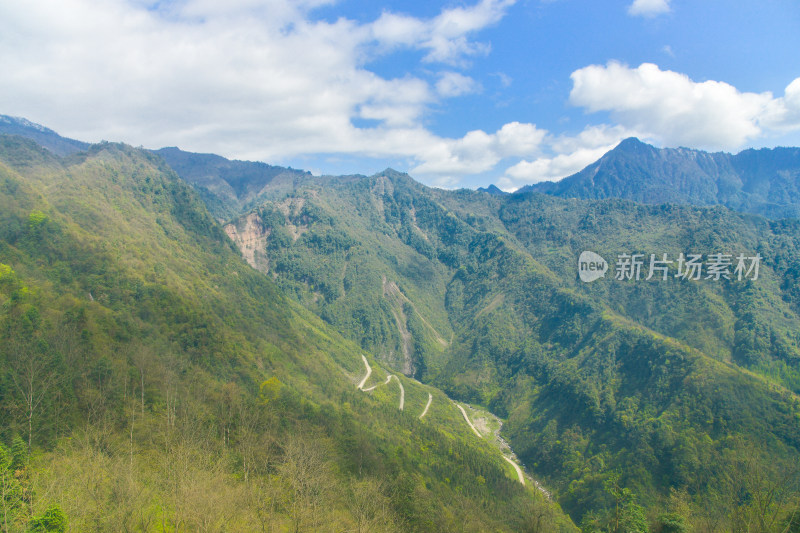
0, 0, 514, 163
367, 0, 514, 64
423, 0, 514, 63
497, 125, 634, 189
410, 122, 546, 179
765, 77, 800, 131
435, 72, 482, 97
569, 62, 800, 150
628, 0, 671, 17
501, 147, 604, 187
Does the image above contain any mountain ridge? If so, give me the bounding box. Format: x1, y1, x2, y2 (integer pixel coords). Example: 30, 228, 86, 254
4, 115, 800, 220
517, 137, 800, 219
0, 115, 89, 156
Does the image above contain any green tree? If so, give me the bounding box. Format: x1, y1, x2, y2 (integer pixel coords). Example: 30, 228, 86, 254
26, 211, 48, 231
0, 442, 23, 533
8, 339, 61, 455
604, 473, 648, 533
27, 504, 67, 533
655, 512, 687, 533
259, 377, 282, 406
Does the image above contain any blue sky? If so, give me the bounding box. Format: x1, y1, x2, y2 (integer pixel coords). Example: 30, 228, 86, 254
2, 0, 799, 189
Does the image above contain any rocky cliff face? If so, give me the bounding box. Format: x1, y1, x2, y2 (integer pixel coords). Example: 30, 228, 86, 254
224, 212, 270, 272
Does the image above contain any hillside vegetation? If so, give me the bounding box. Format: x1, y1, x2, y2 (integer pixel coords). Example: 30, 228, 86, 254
0, 135, 573, 532
216, 165, 800, 530
3, 116, 800, 531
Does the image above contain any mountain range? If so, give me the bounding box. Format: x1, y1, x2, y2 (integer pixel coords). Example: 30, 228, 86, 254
5, 115, 800, 219
0, 124, 571, 531
516, 137, 800, 219
2, 114, 800, 531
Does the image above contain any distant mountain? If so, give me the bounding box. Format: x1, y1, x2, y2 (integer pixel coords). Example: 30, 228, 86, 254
517, 137, 800, 219
154, 147, 313, 220
6, 117, 800, 220
0, 116, 315, 220
477, 184, 509, 195
0, 114, 89, 156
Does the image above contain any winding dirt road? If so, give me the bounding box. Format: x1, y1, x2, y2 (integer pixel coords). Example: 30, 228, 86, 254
503, 456, 525, 485
357, 355, 372, 390
356, 357, 536, 490
455, 403, 482, 438
362, 375, 391, 392
456, 403, 532, 488
419, 393, 433, 419
357, 357, 404, 411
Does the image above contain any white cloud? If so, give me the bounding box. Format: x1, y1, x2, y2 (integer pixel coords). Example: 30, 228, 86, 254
423, 0, 514, 63
370, 12, 426, 48
763, 78, 800, 132
495, 122, 548, 157
494, 72, 513, 88
497, 124, 634, 189
569, 62, 800, 151
369, 0, 514, 65
501, 144, 612, 188
0, 0, 514, 164
548, 124, 632, 155
410, 121, 546, 178
628, 0, 671, 18
436, 72, 481, 97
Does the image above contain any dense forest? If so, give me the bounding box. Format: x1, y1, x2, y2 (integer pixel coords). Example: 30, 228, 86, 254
218, 165, 800, 531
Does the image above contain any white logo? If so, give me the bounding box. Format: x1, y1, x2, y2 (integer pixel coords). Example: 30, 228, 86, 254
578, 251, 608, 283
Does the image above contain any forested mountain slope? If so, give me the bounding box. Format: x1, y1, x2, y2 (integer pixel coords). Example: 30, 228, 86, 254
218, 167, 800, 529
0, 134, 573, 532
4, 115, 800, 530
153, 147, 313, 221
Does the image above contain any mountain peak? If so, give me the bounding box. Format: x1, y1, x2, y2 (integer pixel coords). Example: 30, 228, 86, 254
0, 114, 89, 156
378, 167, 409, 178
613, 137, 653, 154
478, 184, 509, 195
0, 115, 53, 133
515, 139, 800, 218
